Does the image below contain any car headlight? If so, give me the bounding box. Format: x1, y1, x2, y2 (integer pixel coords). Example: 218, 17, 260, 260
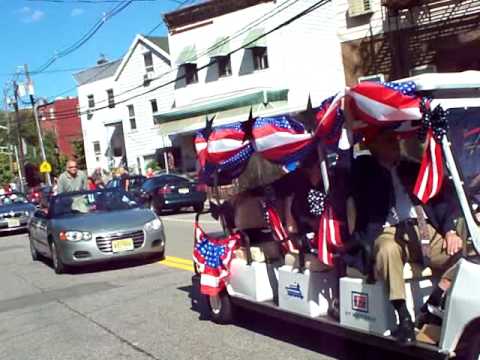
145, 218, 162, 231
59, 231, 92, 241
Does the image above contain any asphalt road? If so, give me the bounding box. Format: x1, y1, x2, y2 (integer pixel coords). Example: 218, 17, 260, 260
0, 212, 416, 360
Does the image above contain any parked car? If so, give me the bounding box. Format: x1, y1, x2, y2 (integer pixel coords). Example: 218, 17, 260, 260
0, 192, 36, 233
28, 188, 165, 274
139, 174, 207, 214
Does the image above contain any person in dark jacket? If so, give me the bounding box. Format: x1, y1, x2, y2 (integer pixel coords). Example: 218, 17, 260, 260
350, 129, 463, 344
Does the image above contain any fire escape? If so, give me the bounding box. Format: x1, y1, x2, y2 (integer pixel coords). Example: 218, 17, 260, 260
366, 0, 480, 80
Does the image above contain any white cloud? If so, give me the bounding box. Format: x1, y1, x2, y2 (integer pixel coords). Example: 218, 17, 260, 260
71, 8, 85, 17
17, 7, 45, 23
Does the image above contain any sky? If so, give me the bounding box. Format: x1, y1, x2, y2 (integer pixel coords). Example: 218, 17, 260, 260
0, 0, 194, 106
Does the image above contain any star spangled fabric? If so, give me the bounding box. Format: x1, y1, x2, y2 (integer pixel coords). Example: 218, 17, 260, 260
316, 205, 343, 267
252, 115, 314, 165
414, 129, 444, 203
193, 224, 239, 296
347, 81, 422, 125
194, 132, 208, 168
314, 92, 345, 145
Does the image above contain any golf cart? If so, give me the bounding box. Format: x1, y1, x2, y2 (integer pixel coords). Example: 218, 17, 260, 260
193, 71, 480, 359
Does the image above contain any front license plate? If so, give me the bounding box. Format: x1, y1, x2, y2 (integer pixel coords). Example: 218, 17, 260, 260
178, 188, 189, 194
111, 238, 134, 253
7, 218, 20, 228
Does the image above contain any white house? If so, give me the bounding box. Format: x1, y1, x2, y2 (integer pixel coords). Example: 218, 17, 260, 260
159, 0, 346, 172
74, 35, 173, 175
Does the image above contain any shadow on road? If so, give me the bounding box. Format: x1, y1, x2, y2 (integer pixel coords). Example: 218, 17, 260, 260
180, 276, 422, 360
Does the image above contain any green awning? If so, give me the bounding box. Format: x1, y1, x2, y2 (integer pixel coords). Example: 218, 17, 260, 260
176, 44, 197, 65
209, 37, 230, 58
242, 28, 266, 48
154, 89, 288, 123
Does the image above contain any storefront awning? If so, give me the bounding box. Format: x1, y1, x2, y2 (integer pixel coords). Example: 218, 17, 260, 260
155, 89, 288, 124
176, 44, 197, 65
209, 37, 230, 58
243, 27, 266, 49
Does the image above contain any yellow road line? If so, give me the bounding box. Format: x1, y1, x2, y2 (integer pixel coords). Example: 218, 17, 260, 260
159, 256, 194, 272
164, 256, 193, 265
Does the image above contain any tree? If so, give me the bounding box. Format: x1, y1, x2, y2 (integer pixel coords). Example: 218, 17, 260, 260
72, 140, 86, 169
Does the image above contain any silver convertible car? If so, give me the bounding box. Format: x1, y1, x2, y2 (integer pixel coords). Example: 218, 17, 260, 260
28, 189, 165, 274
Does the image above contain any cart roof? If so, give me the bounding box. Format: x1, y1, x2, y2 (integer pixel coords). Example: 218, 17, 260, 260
400, 71, 480, 91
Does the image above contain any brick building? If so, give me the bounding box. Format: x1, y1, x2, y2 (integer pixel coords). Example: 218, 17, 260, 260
38, 97, 82, 158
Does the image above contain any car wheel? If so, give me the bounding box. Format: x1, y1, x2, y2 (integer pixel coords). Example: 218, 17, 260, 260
193, 203, 204, 213
29, 235, 39, 261
207, 290, 234, 324
50, 241, 66, 274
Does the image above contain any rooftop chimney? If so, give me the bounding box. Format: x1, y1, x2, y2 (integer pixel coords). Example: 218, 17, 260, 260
97, 54, 108, 65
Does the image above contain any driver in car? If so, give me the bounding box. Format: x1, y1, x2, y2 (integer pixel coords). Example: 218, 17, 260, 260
350, 129, 463, 344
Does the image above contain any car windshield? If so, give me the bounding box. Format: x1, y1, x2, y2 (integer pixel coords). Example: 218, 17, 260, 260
51, 189, 139, 217
0, 192, 27, 205
448, 107, 480, 204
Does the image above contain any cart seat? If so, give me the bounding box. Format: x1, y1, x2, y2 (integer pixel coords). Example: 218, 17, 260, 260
284, 252, 330, 272
234, 241, 282, 263
346, 262, 432, 280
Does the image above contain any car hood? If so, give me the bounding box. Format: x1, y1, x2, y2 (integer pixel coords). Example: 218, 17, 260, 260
0, 203, 36, 214
51, 208, 156, 233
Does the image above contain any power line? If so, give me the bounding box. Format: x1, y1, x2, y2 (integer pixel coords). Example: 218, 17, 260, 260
48, 0, 195, 100
32, 0, 134, 75
27, 0, 183, 3
49, 0, 300, 114
43, 0, 332, 120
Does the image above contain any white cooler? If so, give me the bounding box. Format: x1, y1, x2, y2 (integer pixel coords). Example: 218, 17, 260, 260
227, 258, 275, 302
340, 273, 433, 335
278, 265, 337, 317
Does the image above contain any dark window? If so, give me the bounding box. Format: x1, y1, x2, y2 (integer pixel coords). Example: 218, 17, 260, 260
150, 99, 158, 113
252, 47, 269, 70
127, 105, 136, 130
87, 95, 95, 108
107, 89, 115, 108
183, 64, 198, 85
217, 56, 232, 77
93, 141, 101, 155
144, 52, 154, 73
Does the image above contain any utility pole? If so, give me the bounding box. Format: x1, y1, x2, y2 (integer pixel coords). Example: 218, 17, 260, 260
23, 64, 52, 186
12, 81, 26, 192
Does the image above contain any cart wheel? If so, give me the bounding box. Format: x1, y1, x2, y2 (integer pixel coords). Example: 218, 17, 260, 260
466, 332, 480, 360
207, 290, 234, 324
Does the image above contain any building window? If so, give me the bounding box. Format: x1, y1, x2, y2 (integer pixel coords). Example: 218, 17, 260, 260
150, 99, 158, 114
107, 89, 115, 108
127, 105, 136, 130
49, 108, 55, 120
217, 56, 232, 78
144, 52, 154, 73
252, 47, 269, 70
93, 141, 101, 155
87, 95, 95, 108
183, 64, 198, 85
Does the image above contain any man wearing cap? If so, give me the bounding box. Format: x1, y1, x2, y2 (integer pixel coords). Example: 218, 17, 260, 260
350, 129, 463, 344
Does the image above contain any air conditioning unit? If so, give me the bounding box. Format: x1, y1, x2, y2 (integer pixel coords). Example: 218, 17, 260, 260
358, 73, 385, 83
143, 72, 154, 85
410, 64, 437, 76
348, 0, 373, 17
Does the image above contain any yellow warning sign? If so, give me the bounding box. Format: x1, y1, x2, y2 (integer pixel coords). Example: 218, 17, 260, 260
39, 161, 52, 173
